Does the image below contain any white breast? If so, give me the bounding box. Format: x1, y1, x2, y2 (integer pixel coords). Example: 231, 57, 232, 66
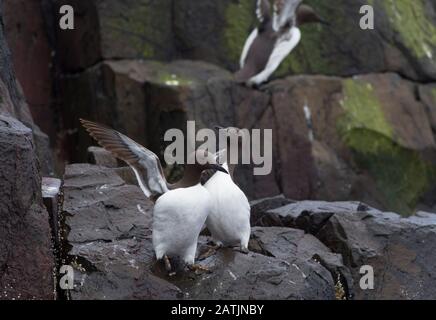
248, 27, 302, 85
204, 165, 251, 248
152, 184, 213, 264
240, 28, 259, 68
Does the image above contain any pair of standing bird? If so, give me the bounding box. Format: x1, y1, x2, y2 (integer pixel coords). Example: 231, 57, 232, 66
236, 0, 327, 86
81, 120, 251, 273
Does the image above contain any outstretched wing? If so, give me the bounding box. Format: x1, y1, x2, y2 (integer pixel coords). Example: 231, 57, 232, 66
80, 119, 169, 199
273, 0, 303, 31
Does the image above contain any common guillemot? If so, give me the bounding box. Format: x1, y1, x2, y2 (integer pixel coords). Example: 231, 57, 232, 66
80, 119, 228, 274
203, 127, 251, 255
235, 0, 328, 86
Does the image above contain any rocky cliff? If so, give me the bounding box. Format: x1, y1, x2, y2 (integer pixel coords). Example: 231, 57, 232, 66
1, 0, 436, 300
0, 3, 54, 300
60, 163, 436, 300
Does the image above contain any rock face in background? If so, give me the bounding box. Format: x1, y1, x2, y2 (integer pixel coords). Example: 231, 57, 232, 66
2, 0, 435, 213
0, 6, 54, 299
50, 0, 436, 80
52, 0, 174, 72
59, 60, 436, 214
0, 2, 53, 174
3, 0, 56, 144
277, 0, 436, 81
0, 115, 54, 300
177, 0, 436, 81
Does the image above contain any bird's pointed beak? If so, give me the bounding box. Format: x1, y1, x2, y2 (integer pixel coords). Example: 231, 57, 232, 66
207, 164, 228, 175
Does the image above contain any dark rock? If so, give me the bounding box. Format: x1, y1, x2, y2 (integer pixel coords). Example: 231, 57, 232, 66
172, 0, 256, 70
275, 0, 436, 81
58, 59, 233, 163
251, 199, 378, 231
63, 164, 153, 244
69, 239, 182, 300
0, 5, 53, 174
62, 164, 181, 299
49, 0, 436, 81
87, 146, 118, 168
249, 227, 353, 299
0, 115, 54, 300
42, 177, 62, 255
311, 140, 357, 201
52, 0, 174, 72
62, 164, 341, 300
158, 228, 342, 300
3, 0, 56, 145
250, 195, 295, 227
316, 210, 436, 300
174, 247, 335, 300
258, 197, 436, 300
419, 84, 436, 141
61, 165, 436, 300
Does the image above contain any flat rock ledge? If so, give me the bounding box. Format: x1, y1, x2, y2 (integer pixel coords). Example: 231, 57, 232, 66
60, 164, 436, 300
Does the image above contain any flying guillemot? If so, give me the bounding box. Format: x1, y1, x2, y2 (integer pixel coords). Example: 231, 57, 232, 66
80, 119, 228, 274
235, 0, 328, 86
203, 127, 251, 255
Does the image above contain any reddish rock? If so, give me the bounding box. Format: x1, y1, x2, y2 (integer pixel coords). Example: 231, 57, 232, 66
1, 3, 53, 174
3, 0, 55, 142
0, 115, 54, 300
419, 84, 436, 135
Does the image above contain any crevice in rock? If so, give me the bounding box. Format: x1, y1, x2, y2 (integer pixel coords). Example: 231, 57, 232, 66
312, 253, 352, 300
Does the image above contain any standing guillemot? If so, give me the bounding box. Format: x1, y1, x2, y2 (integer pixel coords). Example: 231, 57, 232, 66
203, 127, 251, 256
235, 0, 328, 86
80, 120, 228, 274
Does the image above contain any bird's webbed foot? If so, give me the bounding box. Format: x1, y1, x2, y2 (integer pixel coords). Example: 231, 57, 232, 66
187, 263, 212, 274
198, 243, 222, 261
235, 245, 250, 254
163, 255, 177, 277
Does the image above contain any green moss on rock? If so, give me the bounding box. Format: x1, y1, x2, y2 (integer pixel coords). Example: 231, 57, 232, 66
338, 79, 435, 215
276, 24, 327, 76
100, 0, 172, 59
339, 80, 393, 138
224, 0, 256, 64
275, 0, 343, 77
344, 129, 435, 215
380, 0, 436, 60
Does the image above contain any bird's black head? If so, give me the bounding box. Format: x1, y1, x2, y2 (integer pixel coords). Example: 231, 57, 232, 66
296, 4, 330, 26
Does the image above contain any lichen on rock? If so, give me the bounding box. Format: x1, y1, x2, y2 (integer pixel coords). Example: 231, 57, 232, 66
338, 79, 436, 215
339, 79, 393, 139
380, 0, 436, 60
223, 0, 256, 64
